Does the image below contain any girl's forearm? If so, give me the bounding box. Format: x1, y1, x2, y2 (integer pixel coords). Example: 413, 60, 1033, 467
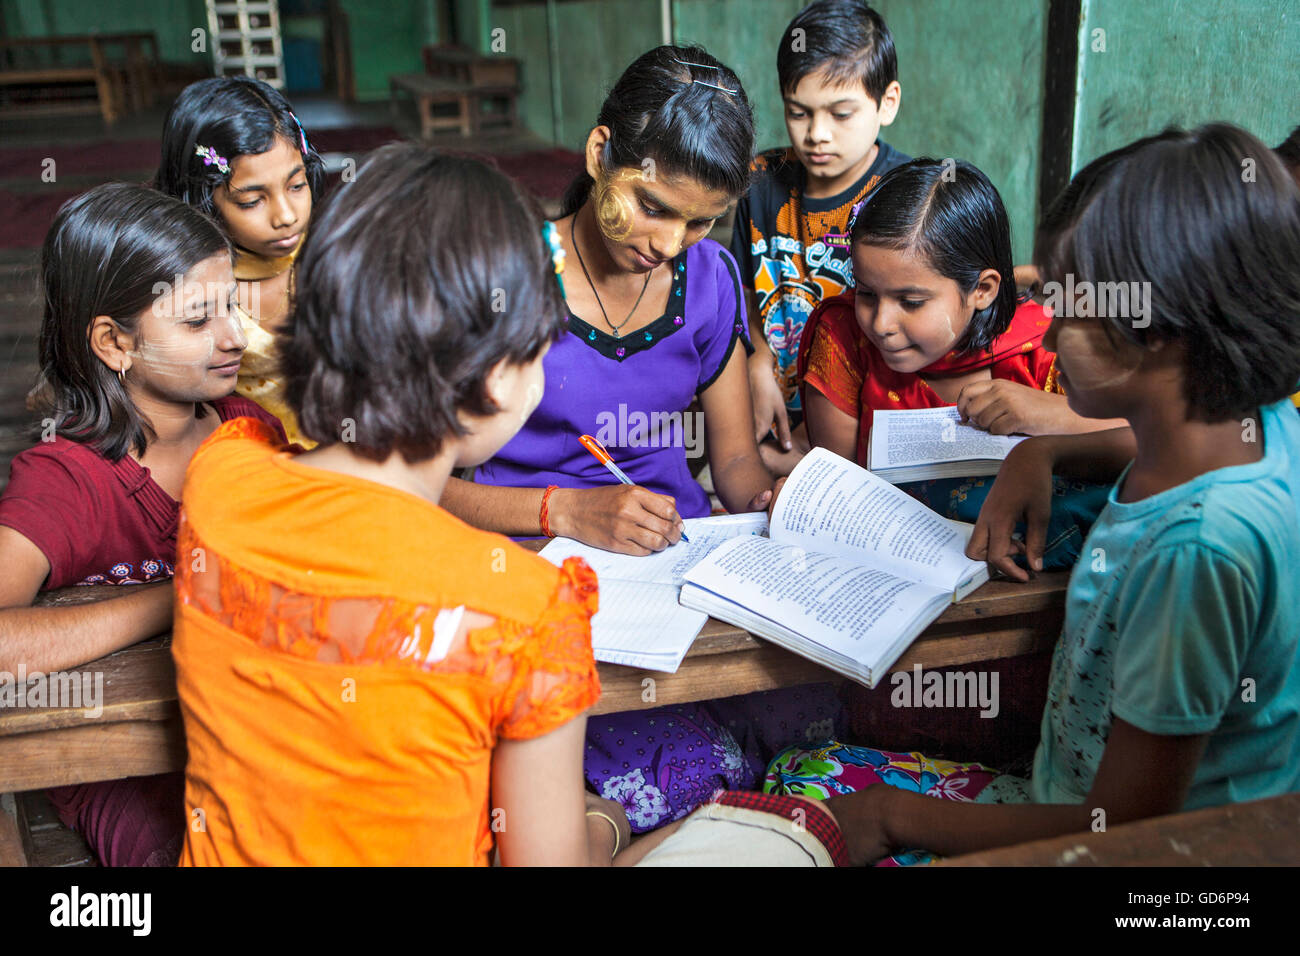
440, 476, 549, 536
0, 581, 173, 673
1042, 426, 1137, 483
710, 452, 773, 513
828, 786, 1094, 865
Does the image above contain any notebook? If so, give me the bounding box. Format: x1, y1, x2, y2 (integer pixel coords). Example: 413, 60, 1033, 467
538, 512, 769, 671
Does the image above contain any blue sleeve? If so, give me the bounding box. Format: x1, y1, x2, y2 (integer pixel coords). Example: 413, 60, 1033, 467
697, 244, 752, 394
1111, 543, 1258, 735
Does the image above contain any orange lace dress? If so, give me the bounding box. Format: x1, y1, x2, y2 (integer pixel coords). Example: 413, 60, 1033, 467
172, 418, 601, 866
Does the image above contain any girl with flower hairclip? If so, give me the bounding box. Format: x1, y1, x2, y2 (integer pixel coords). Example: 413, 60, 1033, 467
154, 76, 328, 447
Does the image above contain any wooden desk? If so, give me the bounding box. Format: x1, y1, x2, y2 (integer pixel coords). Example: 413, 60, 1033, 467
940, 791, 1300, 866
0, 573, 1066, 793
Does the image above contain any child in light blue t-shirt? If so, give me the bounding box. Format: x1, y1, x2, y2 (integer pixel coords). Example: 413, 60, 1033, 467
1033, 396, 1300, 810
764, 123, 1300, 865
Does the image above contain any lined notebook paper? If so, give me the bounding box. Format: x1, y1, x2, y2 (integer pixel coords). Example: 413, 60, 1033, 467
539, 513, 769, 671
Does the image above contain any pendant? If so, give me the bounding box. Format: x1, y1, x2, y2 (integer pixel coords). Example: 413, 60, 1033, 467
612, 328, 620, 338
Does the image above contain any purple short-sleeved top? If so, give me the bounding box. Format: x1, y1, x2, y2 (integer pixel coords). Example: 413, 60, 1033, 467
476, 238, 751, 519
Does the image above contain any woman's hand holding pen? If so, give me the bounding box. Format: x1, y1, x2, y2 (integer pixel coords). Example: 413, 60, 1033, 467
549, 485, 685, 555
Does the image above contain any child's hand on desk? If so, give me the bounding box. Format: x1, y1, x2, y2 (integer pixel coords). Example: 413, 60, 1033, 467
956, 380, 1071, 436
552, 485, 684, 555
966, 437, 1055, 582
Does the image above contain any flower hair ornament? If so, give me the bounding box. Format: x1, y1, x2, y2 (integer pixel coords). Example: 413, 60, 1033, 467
542, 220, 567, 297
194, 143, 231, 176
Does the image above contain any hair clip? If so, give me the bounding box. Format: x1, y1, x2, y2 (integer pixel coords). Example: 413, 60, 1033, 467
542, 220, 567, 297
194, 144, 231, 176
847, 198, 868, 235
669, 54, 739, 94
289, 111, 311, 155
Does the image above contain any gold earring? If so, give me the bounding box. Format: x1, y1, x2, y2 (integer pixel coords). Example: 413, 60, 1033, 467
118, 365, 126, 384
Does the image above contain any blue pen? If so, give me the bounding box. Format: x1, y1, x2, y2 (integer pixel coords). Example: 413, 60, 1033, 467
579, 434, 690, 543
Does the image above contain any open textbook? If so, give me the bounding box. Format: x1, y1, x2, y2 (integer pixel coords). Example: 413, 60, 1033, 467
539, 512, 769, 672
869, 406, 1026, 483
679, 447, 989, 688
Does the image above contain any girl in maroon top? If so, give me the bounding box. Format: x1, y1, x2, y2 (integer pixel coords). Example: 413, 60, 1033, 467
0, 183, 285, 866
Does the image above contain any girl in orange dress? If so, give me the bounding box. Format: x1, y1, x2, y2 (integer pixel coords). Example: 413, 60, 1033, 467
171, 145, 625, 865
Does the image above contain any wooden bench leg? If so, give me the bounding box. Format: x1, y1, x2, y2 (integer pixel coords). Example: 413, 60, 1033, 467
417, 95, 436, 140
0, 793, 27, 867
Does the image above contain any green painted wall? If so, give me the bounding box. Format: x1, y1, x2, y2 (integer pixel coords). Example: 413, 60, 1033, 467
339, 0, 430, 100
672, 0, 804, 152
1, 0, 209, 64
873, 0, 1048, 262
490, 2, 555, 140
1073, 0, 1299, 168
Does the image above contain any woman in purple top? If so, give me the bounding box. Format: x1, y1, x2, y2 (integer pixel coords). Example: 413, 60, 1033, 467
441, 45, 774, 554
442, 47, 847, 833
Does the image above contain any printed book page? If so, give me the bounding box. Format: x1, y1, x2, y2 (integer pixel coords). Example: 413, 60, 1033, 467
770, 447, 986, 591
680, 536, 949, 668
870, 406, 1025, 469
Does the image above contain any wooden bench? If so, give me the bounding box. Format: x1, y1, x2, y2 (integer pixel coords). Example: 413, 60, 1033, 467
389, 72, 474, 139
419, 43, 520, 134
0, 33, 163, 125
0, 36, 124, 125
940, 791, 1300, 866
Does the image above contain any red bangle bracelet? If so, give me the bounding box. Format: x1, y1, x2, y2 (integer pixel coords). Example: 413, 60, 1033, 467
539, 485, 559, 538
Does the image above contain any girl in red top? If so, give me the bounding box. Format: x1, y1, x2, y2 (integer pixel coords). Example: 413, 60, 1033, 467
798, 158, 1123, 568
0, 183, 285, 866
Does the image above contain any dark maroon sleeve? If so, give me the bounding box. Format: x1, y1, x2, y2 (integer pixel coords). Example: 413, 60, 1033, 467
0, 444, 104, 589
213, 395, 290, 445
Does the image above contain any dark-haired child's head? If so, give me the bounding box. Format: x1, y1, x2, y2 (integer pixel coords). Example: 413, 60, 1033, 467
38, 183, 244, 461
154, 76, 323, 261
1035, 123, 1300, 423
1275, 125, 1300, 188
560, 45, 753, 273
283, 144, 567, 465
848, 158, 1017, 371
777, 1, 900, 192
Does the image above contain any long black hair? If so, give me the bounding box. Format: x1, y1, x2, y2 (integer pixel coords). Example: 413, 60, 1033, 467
35, 183, 232, 461
1035, 123, 1300, 421
850, 158, 1019, 353
153, 76, 326, 219
559, 45, 754, 218
282, 144, 568, 462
